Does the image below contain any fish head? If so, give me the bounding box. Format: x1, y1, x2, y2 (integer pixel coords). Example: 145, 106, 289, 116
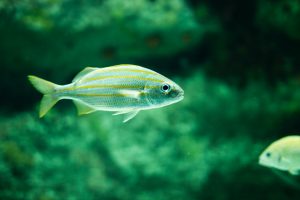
258, 144, 289, 171
258, 136, 300, 172
145, 77, 184, 108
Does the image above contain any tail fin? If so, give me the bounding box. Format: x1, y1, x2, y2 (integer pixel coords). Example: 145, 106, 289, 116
28, 75, 60, 118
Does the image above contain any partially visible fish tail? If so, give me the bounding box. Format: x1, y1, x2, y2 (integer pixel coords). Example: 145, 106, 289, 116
28, 75, 60, 117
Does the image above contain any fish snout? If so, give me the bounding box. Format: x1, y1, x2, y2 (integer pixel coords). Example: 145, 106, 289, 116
176, 87, 184, 100
179, 89, 184, 97
258, 156, 264, 166
170, 87, 184, 99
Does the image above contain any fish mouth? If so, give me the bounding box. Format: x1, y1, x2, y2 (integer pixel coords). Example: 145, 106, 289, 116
170, 89, 184, 99
258, 156, 272, 168
258, 157, 265, 166
178, 95, 184, 101
258, 155, 266, 165
178, 90, 184, 99
176, 91, 184, 102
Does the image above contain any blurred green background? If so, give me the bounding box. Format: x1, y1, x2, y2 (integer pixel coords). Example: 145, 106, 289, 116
1, 0, 300, 199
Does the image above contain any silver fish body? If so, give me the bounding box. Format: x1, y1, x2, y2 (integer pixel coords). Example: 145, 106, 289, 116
28, 64, 184, 122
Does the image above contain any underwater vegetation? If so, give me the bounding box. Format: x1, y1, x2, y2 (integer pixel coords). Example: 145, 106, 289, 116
257, 0, 300, 40
0, 0, 216, 77
1, 0, 300, 200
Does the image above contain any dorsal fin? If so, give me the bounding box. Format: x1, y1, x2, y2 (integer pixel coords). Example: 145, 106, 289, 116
72, 67, 98, 82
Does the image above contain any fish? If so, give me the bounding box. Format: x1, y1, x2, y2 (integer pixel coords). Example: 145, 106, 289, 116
258, 135, 300, 175
28, 64, 184, 122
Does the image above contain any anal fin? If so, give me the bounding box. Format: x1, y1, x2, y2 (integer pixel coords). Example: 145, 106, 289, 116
73, 101, 97, 115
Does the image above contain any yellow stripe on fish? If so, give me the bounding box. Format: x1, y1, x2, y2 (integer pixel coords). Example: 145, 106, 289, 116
75, 93, 145, 97
81, 75, 164, 84
28, 64, 184, 122
76, 84, 160, 90
60, 83, 160, 93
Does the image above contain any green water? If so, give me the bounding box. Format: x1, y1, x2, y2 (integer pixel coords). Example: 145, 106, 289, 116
1, 0, 300, 199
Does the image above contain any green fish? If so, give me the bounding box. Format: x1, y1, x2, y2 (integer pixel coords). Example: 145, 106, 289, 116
259, 135, 300, 175
28, 64, 184, 122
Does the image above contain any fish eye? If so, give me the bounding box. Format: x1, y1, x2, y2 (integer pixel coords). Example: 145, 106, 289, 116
161, 84, 171, 93
266, 152, 271, 158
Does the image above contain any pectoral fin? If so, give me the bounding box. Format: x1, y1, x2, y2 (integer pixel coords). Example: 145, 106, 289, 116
113, 110, 140, 123
119, 90, 141, 100
73, 101, 97, 115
